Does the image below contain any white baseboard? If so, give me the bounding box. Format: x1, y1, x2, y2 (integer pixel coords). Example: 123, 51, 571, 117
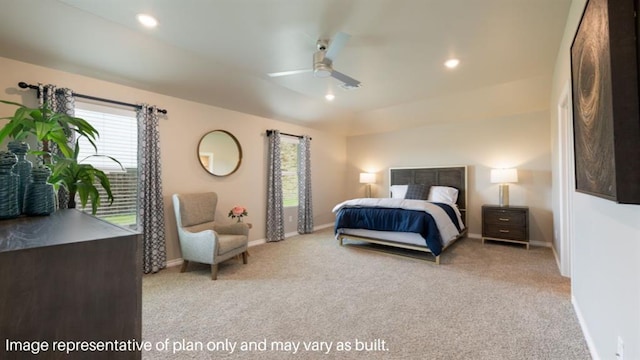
167, 222, 335, 265
551, 244, 565, 276
572, 295, 600, 360
168, 225, 552, 266
314, 222, 334, 230
283, 222, 333, 238
530, 240, 551, 248
166, 258, 183, 268
249, 238, 266, 247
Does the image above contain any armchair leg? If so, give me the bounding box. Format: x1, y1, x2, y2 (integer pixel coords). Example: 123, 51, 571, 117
211, 264, 218, 280
180, 260, 189, 273
242, 251, 248, 264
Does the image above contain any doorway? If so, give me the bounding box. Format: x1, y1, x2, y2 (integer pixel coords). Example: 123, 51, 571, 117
557, 81, 574, 277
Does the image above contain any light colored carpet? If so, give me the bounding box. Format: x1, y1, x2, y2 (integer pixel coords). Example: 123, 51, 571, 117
142, 228, 590, 359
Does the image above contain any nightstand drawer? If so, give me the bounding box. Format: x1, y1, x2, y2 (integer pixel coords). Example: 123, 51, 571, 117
483, 210, 526, 226
483, 226, 527, 241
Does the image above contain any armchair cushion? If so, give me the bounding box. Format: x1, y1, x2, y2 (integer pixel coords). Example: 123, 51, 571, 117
217, 234, 249, 255
184, 221, 216, 235
178, 192, 217, 227
214, 223, 250, 236
183, 222, 249, 256
184, 222, 249, 237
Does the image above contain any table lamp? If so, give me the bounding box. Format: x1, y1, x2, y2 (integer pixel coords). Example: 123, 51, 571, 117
359, 173, 376, 198
490, 168, 518, 207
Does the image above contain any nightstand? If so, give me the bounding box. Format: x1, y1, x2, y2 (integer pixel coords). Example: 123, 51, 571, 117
482, 205, 529, 249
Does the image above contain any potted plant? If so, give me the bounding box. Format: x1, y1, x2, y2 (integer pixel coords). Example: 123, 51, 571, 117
0, 100, 120, 214
0, 100, 99, 160
48, 142, 122, 215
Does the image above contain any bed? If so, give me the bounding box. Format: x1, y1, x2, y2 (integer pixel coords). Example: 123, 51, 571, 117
333, 166, 468, 264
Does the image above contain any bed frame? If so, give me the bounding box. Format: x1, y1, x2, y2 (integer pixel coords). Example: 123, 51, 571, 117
337, 165, 468, 264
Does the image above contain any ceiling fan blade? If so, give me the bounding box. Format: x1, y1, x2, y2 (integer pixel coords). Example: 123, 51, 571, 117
325, 32, 351, 61
267, 69, 312, 77
331, 70, 361, 88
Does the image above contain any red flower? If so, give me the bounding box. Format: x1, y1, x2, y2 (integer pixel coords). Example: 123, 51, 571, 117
228, 206, 248, 218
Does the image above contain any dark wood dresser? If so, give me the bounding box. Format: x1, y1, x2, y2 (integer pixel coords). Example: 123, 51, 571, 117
0, 209, 142, 359
482, 205, 530, 249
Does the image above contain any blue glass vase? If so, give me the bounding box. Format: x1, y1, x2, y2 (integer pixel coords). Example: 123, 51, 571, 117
24, 166, 56, 216
8, 140, 32, 214
0, 150, 20, 219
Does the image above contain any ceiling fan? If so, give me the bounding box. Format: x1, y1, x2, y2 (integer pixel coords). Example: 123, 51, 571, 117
267, 32, 362, 89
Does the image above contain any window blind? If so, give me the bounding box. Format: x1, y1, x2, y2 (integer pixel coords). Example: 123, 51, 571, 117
73, 102, 138, 228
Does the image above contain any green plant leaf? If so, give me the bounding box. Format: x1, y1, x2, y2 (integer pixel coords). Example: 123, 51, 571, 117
80, 154, 124, 172
0, 119, 20, 143
34, 121, 52, 140
2, 99, 120, 215
95, 169, 115, 204
0, 99, 26, 107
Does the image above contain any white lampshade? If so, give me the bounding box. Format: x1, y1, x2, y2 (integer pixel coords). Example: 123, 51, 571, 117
359, 173, 376, 184
490, 168, 518, 184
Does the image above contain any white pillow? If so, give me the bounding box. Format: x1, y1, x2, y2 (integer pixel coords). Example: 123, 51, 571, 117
390, 185, 408, 199
428, 186, 459, 204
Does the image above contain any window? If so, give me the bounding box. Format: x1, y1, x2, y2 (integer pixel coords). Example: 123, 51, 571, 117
74, 102, 138, 228
280, 137, 298, 207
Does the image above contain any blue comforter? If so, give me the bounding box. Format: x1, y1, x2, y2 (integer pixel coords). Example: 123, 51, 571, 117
334, 203, 460, 256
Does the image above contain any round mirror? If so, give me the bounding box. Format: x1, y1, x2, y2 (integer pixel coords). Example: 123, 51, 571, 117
197, 130, 242, 176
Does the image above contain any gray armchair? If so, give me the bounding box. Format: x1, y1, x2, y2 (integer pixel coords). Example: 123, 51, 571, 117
172, 192, 249, 280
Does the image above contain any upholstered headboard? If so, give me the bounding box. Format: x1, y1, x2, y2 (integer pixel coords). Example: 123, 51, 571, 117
389, 166, 468, 225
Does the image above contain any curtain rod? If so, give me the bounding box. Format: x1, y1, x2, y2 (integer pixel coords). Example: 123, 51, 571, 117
18, 82, 168, 115
266, 129, 312, 140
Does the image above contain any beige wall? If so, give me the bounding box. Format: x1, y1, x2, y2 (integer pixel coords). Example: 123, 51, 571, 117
0, 56, 348, 262
550, 1, 640, 358
346, 110, 553, 243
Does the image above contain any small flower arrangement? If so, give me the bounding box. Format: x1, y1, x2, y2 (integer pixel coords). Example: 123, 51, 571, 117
228, 206, 248, 222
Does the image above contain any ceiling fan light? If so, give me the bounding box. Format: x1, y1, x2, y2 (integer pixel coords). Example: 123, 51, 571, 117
313, 51, 332, 78
313, 63, 332, 78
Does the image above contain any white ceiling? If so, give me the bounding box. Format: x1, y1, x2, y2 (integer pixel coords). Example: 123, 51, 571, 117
0, 0, 571, 136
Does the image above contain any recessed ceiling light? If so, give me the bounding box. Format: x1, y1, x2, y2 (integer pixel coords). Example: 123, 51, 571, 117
325, 94, 335, 101
136, 14, 158, 28
444, 59, 460, 69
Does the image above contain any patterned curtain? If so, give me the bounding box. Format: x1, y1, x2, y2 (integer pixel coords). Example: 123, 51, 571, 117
37, 84, 75, 209
297, 135, 313, 234
138, 104, 167, 274
266, 130, 285, 242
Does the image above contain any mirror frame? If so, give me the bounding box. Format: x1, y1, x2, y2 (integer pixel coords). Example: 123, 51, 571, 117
197, 130, 243, 177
